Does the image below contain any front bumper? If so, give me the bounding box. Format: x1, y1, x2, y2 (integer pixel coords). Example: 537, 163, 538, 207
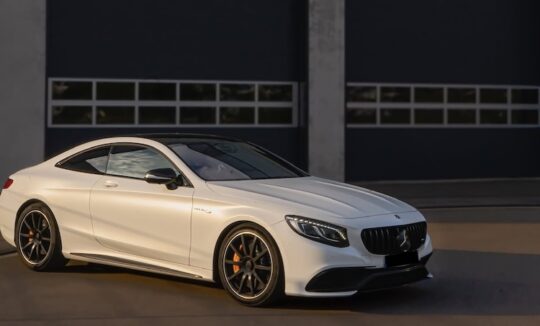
270, 211, 433, 297
305, 254, 432, 293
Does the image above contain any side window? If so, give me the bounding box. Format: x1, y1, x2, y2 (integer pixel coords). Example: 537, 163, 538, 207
57, 146, 110, 175
107, 145, 178, 179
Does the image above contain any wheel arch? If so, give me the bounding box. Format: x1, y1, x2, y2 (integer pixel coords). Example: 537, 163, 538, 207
15, 199, 60, 240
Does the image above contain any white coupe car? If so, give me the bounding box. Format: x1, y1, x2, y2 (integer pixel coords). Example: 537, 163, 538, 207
0, 134, 432, 306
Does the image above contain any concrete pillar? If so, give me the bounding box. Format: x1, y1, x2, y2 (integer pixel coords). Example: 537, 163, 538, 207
308, 0, 345, 181
0, 0, 46, 181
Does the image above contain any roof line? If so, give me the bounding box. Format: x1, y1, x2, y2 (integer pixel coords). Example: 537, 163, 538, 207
125, 133, 242, 142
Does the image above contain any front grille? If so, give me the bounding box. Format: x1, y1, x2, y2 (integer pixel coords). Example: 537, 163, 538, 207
361, 222, 427, 255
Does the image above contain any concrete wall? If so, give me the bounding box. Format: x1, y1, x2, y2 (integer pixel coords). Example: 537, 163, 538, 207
308, 0, 345, 181
0, 0, 46, 182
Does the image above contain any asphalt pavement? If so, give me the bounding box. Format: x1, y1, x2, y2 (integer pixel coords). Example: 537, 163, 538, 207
1, 179, 539, 325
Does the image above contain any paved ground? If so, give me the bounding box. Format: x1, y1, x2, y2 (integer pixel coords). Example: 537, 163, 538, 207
1, 206, 539, 325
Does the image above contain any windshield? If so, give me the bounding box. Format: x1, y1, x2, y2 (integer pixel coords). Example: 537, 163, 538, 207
167, 140, 308, 181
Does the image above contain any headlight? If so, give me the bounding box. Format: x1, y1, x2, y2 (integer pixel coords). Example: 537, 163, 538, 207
285, 215, 349, 247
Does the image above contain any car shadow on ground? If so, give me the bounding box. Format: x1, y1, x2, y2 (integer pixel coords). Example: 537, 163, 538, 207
51, 249, 540, 316
277, 249, 540, 316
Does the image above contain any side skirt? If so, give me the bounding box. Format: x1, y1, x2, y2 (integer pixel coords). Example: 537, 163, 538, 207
69, 252, 209, 281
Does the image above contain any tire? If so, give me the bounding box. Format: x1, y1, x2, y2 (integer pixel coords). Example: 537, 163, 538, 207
15, 202, 68, 271
218, 223, 284, 306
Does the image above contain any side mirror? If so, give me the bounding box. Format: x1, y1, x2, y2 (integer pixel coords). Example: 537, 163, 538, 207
144, 168, 180, 190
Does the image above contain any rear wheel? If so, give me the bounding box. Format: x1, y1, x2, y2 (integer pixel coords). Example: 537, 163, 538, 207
218, 223, 284, 306
15, 203, 67, 271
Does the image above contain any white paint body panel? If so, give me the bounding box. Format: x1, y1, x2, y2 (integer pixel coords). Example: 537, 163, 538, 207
0, 137, 432, 297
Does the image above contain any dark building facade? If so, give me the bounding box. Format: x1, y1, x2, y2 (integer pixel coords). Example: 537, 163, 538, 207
41, 0, 540, 181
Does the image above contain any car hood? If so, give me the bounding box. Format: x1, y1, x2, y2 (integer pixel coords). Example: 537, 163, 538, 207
207, 176, 416, 219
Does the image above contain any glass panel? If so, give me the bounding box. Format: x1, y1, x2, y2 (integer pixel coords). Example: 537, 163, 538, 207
220, 84, 255, 101
258, 85, 293, 102
448, 109, 476, 124
139, 82, 176, 101
380, 87, 410, 103
97, 82, 135, 100
180, 83, 216, 101
480, 109, 507, 124
180, 107, 216, 124
414, 109, 444, 124
380, 109, 410, 124
414, 87, 443, 103
139, 106, 176, 124
107, 145, 178, 179
480, 88, 507, 104
346, 108, 376, 124
346, 86, 376, 102
52, 106, 92, 125
220, 107, 255, 124
52, 81, 92, 100
168, 140, 306, 181
512, 89, 538, 104
258, 107, 293, 124
448, 88, 476, 103
96, 106, 134, 124
59, 146, 110, 174
512, 110, 539, 124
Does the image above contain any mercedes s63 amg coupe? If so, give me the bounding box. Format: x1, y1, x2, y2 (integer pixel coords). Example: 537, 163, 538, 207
0, 134, 432, 306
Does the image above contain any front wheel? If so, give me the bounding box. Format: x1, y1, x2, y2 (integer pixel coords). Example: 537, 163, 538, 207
218, 223, 284, 306
15, 203, 67, 271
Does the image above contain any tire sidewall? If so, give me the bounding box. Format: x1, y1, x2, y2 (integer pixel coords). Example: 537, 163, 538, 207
218, 223, 283, 306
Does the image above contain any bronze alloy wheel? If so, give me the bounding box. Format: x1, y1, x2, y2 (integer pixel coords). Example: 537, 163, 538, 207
18, 210, 53, 265
15, 203, 67, 271
218, 223, 283, 306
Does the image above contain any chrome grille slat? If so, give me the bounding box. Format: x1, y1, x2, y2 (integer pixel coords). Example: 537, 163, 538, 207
361, 222, 427, 255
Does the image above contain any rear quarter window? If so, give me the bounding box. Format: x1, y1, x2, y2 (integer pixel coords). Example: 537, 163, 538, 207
57, 146, 110, 174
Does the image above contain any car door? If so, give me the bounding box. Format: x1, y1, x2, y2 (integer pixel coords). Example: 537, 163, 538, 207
89, 144, 194, 265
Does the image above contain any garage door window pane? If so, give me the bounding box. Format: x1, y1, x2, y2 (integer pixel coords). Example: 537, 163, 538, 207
180, 107, 216, 124
139, 107, 176, 124
97, 106, 135, 124
448, 109, 476, 124
258, 85, 292, 102
220, 107, 255, 124
97, 82, 135, 100
512, 89, 538, 104
480, 89, 507, 104
347, 108, 376, 124
381, 87, 410, 103
52, 106, 92, 124
512, 110, 539, 124
480, 110, 507, 124
259, 107, 292, 124
52, 81, 92, 100
139, 83, 176, 101
180, 84, 216, 101
220, 84, 255, 101
414, 109, 443, 124
414, 88, 443, 103
448, 88, 475, 103
380, 109, 410, 124
346, 86, 376, 102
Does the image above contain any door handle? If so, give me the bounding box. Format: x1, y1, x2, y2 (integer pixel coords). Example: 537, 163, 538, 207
104, 180, 118, 188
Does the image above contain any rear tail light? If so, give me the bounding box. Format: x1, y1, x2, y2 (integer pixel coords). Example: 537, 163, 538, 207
2, 178, 13, 190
